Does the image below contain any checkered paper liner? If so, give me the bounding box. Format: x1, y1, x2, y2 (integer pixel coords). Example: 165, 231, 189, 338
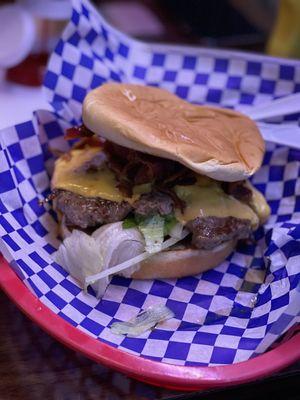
1, 0, 300, 367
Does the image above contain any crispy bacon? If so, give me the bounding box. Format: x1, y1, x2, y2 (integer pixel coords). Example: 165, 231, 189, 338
72, 136, 103, 149
103, 141, 175, 184
156, 186, 186, 213
103, 141, 195, 199
116, 180, 133, 198
74, 152, 106, 173
64, 124, 95, 140
39, 189, 59, 206
163, 169, 197, 187
222, 181, 252, 203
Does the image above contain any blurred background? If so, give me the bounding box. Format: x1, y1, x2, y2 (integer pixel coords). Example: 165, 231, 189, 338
1, 0, 300, 82
0, 0, 299, 125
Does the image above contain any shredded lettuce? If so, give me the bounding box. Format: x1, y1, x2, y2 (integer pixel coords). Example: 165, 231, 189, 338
123, 213, 178, 237
138, 215, 165, 253
163, 214, 178, 236
122, 216, 137, 229
123, 212, 182, 253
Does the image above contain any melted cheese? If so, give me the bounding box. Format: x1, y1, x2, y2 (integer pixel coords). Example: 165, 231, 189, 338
52, 146, 269, 226
175, 184, 259, 227
246, 182, 271, 224
52, 147, 149, 203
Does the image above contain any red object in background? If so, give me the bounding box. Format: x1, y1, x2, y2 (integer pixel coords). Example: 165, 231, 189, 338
6, 52, 48, 87
0, 255, 300, 391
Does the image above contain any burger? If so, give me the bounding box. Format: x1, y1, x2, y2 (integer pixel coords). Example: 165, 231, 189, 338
51, 83, 270, 289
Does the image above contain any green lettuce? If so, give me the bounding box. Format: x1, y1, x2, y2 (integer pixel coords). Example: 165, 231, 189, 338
123, 213, 179, 253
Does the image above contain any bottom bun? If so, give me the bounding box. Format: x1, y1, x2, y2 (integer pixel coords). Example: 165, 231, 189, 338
131, 240, 235, 279
57, 215, 235, 280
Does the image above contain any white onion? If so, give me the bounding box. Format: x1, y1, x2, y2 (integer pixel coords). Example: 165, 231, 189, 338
55, 223, 189, 299
92, 222, 145, 281
138, 215, 164, 254
85, 229, 190, 286
54, 230, 103, 291
55, 223, 145, 298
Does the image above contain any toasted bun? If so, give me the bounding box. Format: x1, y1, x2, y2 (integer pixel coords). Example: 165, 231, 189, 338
57, 215, 235, 280
131, 240, 235, 279
83, 83, 264, 182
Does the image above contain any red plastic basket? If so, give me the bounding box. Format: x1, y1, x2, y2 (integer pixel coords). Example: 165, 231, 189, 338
1, 255, 299, 391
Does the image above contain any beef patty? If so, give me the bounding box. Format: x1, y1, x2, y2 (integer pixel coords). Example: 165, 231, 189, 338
54, 190, 252, 249
133, 192, 174, 216
54, 189, 175, 229
54, 190, 132, 229
186, 216, 252, 250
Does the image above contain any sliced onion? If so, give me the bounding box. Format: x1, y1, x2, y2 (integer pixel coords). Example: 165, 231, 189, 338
56, 223, 189, 299
54, 230, 104, 291
92, 222, 145, 282
138, 215, 164, 254
109, 240, 145, 278
55, 223, 145, 298
85, 229, 190, 286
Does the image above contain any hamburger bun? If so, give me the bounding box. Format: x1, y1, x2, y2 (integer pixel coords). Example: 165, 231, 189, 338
83, 83, 264, 182
131, 240, 235, 279
57, 214, 235, 280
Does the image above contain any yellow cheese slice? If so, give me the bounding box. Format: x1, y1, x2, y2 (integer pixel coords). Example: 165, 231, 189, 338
175, 183, 259, 228
52, 147, 149, 203
246, 181, 271, 224
52, 146, 269, 226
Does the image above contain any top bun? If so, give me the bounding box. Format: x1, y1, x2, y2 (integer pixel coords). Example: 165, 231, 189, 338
82, 83, 264, 182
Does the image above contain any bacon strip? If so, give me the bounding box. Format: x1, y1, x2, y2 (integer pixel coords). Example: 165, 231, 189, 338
64, 124, 95, 140
155, 186, 186, 213
72, 136, 103, 149
222, 181, 252, 203
39, 189, 59, 206
103, 141, 195, 200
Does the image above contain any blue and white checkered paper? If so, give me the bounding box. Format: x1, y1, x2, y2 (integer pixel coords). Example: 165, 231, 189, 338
1, 0, 300, 366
